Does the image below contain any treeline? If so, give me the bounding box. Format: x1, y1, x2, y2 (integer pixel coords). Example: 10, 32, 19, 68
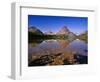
78, 32, 88, 42
29, 32, 68, 42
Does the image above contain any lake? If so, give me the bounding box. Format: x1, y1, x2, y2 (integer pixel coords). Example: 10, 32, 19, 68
28, 39, 88, 66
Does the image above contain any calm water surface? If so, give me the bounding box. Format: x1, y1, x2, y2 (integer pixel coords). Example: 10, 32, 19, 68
29, 39, 87, 56
28, 39, 88, 66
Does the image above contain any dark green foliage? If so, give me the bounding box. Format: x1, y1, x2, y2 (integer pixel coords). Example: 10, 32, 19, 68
28, 31, 68, 42
78, 31, 88, 42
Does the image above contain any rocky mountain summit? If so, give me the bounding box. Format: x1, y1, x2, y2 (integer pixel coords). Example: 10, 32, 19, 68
57, 26, 70, 35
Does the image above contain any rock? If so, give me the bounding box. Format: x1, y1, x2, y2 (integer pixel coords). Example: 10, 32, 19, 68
57, 26, 70, 35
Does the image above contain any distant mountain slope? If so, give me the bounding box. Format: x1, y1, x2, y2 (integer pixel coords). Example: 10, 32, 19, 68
44, 31, 55, 35
78, 31, 88, 42
68, 32, 76, 41
28, 26, 43, 35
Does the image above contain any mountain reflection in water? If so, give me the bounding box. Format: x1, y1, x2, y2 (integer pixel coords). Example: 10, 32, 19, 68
28, 39, 88, 66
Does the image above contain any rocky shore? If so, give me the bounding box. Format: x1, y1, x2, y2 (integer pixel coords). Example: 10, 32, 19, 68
28, 51, 87, 66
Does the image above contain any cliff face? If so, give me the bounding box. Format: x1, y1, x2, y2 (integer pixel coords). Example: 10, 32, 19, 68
57, 26, 70, 35
56, 26, 76, 40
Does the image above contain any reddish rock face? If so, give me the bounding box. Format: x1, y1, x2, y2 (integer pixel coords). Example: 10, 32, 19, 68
57, 26, 70, 35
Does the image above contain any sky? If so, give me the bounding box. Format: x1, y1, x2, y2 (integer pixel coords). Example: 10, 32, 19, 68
28, 15, 88, 34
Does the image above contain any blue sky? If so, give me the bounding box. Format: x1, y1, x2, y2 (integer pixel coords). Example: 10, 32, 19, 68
28, 15, 88, 34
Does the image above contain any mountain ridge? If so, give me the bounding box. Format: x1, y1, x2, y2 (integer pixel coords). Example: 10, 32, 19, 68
28, 25, 87, 37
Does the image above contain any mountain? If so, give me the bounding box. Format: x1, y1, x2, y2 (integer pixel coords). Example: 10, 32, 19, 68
68, 32, 76, 41
44, 31, 55, 35
28, 25, 77, 41
57, 26, 70, 35
78, 31, 88, 42
28, 26, 43, 35
56, 26, 76, 40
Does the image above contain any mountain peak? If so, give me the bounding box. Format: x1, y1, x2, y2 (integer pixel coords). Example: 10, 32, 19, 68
28, 26, 43, 35
57, 26, 70, 35
62, 26, 69, 30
